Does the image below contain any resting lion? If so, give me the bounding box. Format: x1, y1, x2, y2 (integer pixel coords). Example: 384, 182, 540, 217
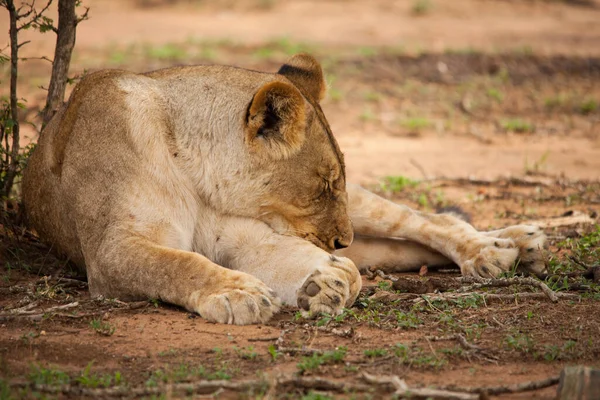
22, 54, 546, 325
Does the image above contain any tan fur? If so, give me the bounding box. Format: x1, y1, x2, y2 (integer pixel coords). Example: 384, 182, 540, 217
22, 54, 546, 325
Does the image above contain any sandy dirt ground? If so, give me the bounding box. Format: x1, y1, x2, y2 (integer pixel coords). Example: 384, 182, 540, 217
1, 0, 600, 398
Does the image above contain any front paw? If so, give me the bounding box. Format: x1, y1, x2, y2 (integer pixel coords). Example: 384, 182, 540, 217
296, 256, 361, 317
191, 272, 280, 325
459, 237, 519, 278
483, 225, 547, 274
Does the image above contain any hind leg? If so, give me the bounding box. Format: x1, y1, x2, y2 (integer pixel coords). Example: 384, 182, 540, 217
346, 184, 547, 277
335, 236, 452, 273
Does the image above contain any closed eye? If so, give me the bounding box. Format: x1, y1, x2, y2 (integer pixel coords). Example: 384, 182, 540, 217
314, 179, 329, 200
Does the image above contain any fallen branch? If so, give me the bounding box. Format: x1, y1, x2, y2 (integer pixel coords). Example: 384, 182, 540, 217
362, 372, 478, 400
247, 336, 280, 342
439, 375, 559, 396
277, 347, 323, 356
426, 334, 481, 352
413, 291, 577, 306
0, 301, 79, 321
458, 276, 559, 302
528, 211, 596, 229
10, 372, 559, 398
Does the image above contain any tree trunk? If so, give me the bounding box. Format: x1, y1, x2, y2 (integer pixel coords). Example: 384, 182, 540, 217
2, 0, 21, 199
41, 0, 78, 128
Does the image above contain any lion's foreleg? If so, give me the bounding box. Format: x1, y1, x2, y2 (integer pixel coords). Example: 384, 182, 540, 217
214, 217, 361, 316
89, 231, 280, 325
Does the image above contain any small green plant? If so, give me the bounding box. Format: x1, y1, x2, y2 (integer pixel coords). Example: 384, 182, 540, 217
89, 319, 116, 336
524, 151, 550, 174
364, 348, 388, 358
28, 364, 70, 386
504, 331, 534, 354
395, 310, 422, 329
417, 193, 429, 208
544, 95, 566, 109
543, 340, 577, 361
501, 118, 534, 133
412, 0, 432, 15
377, 280, 393, 291
328, 87, 343, 102
400, 116, 431, 132
0, 379, 10, 400
297, 347, 347, 374
267, 344, 279, 361
579, 98, 598, 115
149, 298, 161, 308
487, 88, 503, 103
381, 175, 419, 192
235, 345, 258, 360
76, 363, 122, 388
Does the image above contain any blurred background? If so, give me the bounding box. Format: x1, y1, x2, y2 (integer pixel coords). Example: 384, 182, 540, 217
2, 0, 599, 185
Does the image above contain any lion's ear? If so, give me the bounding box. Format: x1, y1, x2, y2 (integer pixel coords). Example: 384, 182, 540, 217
278, 53, 326, 102
245, 81, 306, 160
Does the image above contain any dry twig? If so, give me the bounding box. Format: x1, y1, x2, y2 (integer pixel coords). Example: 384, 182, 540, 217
457, 276, 559, 302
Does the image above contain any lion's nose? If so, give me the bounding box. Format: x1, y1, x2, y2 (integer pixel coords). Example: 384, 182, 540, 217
331, 232, 353, 250
333, 238, 348, 250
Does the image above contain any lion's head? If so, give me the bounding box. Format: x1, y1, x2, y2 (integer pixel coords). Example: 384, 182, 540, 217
240, 54, 353, 252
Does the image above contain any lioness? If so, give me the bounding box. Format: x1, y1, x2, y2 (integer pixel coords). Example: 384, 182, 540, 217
22, 54, 546, 325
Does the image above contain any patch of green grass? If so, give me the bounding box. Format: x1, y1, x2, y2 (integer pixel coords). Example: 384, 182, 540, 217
297, 347, 347, 374
380, 175, 419, 193
144, 43, 187, 61
544, 94, 567, 110
145, 363, 231, 387
543, 340, 577, 361
0, 379, 11, 400
504, 331, 535, 354
500, 118, 534, 133
328, 87, 343, 102
357, 46, 378, 57
549, 225, 600, 275
416, 192, 429, 208
359, 107, 377, 122
487, 88, 503, 103
363, 90, 382, 102
28, 364, 70, 386
579, 98, 598, 115
89, 319, 116, 336
412, 0, 432, 15
524, 151, 550, 175
234, 345, 258, 360
76, 363, 123, 388
394, 344, 447, 369
363, 348, 388, 358
157, 348, 178, 357
377, 280, 393, 291
400, 116, 431, 132
394, 310, 422, 329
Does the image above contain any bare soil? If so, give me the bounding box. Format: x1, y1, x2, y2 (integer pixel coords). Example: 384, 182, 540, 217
1, 0, 600, 398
